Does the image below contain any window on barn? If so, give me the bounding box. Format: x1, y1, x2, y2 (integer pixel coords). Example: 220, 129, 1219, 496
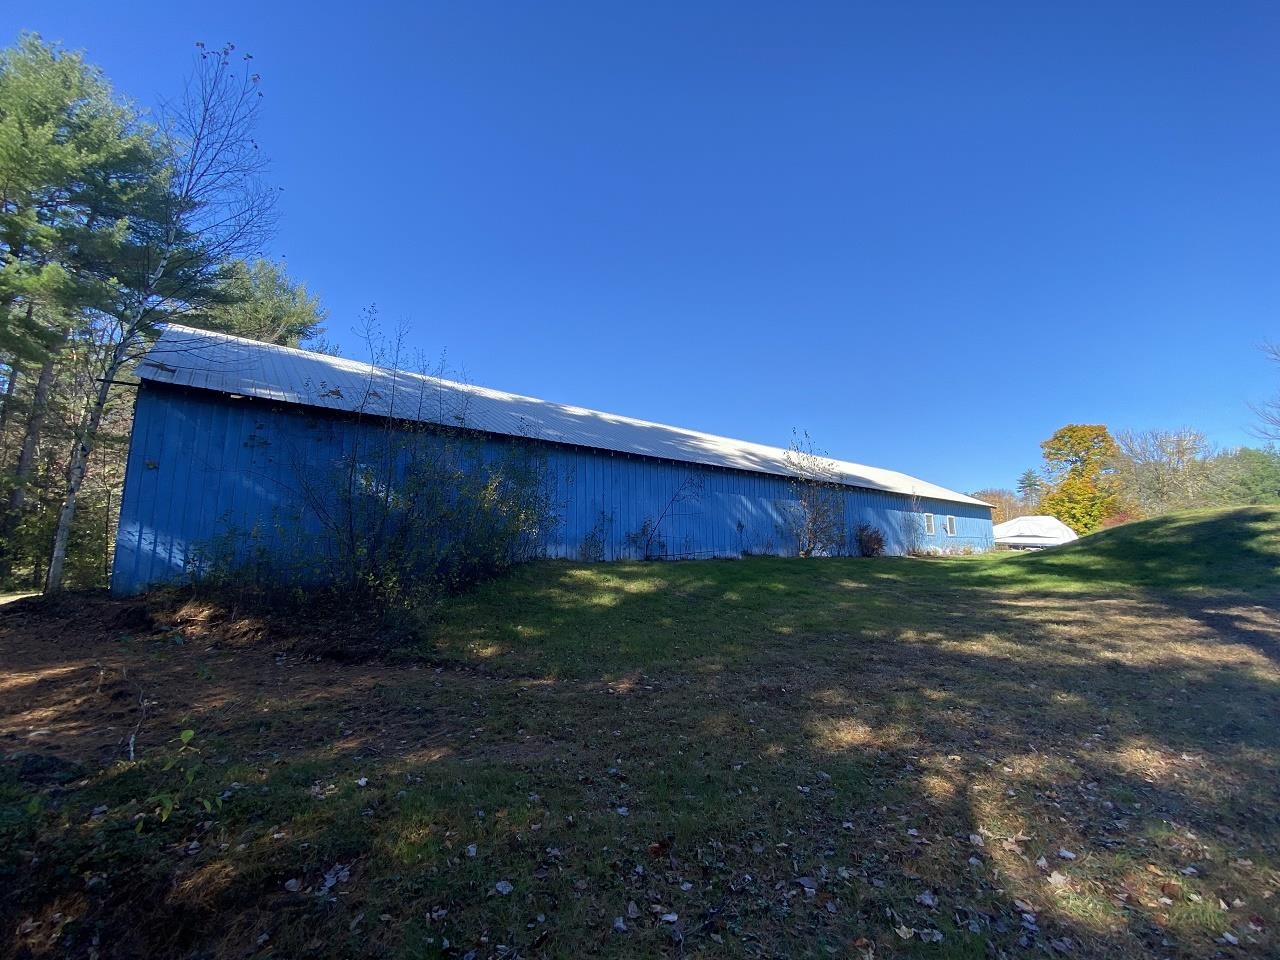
945, 515, 957, 536
923, 513, 935, 535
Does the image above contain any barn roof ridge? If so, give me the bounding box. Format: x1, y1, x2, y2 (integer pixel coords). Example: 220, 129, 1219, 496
136, 324, 989, 508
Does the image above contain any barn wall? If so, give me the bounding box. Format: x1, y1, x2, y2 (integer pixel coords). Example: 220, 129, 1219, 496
111, 385, 993, 595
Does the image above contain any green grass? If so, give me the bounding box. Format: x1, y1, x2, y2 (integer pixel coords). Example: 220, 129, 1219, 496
3, 506, 1279, 960
429, 506, 1280, 678
967, 505, 1280, 595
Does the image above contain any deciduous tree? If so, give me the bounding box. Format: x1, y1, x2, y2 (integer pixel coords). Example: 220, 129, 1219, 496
782, 430, 846, 557
1036, 424, 1121, 533
45, 42, 277, 592
1112, 428, 1213, 516
968, 488, 1022, 525
1254, 342, 1280, 441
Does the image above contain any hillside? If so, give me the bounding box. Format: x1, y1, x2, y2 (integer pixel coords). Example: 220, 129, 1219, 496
429, 505, 1280, 678
978, 505, 1280, 595
2, 507, 1278, 959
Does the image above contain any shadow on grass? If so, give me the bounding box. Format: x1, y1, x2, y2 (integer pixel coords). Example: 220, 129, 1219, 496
3, 508, 1279, 959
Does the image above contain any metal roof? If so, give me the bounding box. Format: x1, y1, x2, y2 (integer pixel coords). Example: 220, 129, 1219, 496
136, 325, 989, 508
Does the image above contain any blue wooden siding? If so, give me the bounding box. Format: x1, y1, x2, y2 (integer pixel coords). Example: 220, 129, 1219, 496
111, 385, 994, 594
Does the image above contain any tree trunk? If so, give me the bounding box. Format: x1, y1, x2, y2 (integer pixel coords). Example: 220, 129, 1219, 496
0, 360, 19, 452
45, 346, 122, 593
8, 347, 59, 515
0, 346, 59, 581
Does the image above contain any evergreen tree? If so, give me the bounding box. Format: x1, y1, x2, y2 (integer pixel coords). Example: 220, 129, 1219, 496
188, 258, 327, 347
0, 34, 159, 581
1016, 468, 1043, 502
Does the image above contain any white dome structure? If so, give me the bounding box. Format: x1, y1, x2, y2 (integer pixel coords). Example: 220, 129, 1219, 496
992, 515, 1079, 550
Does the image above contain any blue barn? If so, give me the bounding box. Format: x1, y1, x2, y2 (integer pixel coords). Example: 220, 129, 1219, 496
111, 326, 993, 594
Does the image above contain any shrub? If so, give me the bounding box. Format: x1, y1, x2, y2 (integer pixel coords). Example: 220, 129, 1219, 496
579, 511, 612, 561
191, 425, 559, 624
853, 522, 885, 557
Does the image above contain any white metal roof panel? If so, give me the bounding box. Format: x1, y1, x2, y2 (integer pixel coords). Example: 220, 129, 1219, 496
136, 325, 990, 508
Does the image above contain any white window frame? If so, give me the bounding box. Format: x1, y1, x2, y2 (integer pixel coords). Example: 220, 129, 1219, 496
944, 515, 957, 537
923, 513, 935, 536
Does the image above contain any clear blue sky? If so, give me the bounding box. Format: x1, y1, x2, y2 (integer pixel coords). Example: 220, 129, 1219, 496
24, 2, 1280, 493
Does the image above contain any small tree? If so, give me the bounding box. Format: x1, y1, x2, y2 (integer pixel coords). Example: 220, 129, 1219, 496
782, 430, 846, 557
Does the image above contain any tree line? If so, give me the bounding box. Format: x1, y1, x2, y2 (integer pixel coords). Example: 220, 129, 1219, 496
972, 424, 1280, 533
0, 34, 325, 591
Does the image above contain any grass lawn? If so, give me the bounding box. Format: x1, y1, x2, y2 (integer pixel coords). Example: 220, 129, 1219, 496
2, 506, 1278, 958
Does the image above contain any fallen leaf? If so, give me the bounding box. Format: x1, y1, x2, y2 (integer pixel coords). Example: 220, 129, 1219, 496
1057, 848, 1077, 861
969, 833, 985, 847
895, 924, 914, 940
495, 881, 514, 895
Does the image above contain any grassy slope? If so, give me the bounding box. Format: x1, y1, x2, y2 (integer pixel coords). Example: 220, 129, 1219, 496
2, 506, 1278, 960
433, 505, 1280, 678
